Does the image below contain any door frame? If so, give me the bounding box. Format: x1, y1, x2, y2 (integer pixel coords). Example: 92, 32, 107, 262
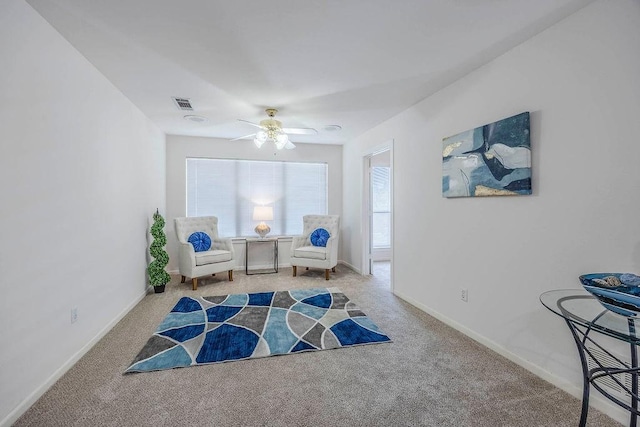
361, 139, 394, 291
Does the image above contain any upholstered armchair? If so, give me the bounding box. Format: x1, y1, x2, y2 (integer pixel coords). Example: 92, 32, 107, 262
290, 215, 340, 280
174, 216, 235, 290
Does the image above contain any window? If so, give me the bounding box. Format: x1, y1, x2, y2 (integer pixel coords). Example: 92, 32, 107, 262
187, 158, 327, 237
372, 166, 390, 248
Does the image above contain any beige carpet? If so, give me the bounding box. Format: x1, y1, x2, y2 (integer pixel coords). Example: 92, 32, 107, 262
15, 264, 620, 426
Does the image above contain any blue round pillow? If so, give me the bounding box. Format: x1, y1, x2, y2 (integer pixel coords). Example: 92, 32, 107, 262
310, 228, 330, 247
188, 231, 211, 252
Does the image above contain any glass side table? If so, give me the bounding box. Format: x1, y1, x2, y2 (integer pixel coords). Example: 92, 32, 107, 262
245, 237, 278, 275
540, 289, 640, 427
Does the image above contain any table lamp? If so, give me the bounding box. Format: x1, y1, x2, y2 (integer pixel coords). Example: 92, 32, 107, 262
253, 206, 273, 238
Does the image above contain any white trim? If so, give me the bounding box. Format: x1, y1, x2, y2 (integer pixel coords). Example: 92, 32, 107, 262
361, 140, 394, 292
174, 260, 346, 274
171, 265, 293, 274
388, 141, 394, 293
0, 290, 148, 427
339, 260, 360, 274
362, 154, 372, 276
246, 263, 282, 271
393, 290, 629, 426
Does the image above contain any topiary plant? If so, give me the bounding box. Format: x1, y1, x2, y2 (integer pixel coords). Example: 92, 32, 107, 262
148, 209, 170, 287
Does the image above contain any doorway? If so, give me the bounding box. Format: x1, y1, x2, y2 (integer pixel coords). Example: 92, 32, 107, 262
362, 142, 393, 290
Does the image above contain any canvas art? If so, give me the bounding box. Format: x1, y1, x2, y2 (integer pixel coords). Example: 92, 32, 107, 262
442, 112, 531, 197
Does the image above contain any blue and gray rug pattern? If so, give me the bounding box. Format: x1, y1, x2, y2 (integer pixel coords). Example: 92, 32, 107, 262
126, 287, 391, 373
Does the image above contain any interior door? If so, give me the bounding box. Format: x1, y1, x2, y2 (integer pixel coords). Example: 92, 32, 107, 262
363, 147, 392, 284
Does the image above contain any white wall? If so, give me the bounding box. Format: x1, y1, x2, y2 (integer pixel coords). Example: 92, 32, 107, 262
343, 0, 640, 422
165, 135, 342, 272
0, 1, 166, 425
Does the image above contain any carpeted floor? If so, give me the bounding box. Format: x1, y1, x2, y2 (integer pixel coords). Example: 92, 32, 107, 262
15, 263, 620, 426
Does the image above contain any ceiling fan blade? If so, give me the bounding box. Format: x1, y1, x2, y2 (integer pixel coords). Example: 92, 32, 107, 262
284, 141, 296, 150
230, 133, 256, 142
282, 127, 318, 135
238, 119, 265, 129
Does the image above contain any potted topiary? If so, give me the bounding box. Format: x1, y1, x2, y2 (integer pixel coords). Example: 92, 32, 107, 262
148, 209, 171, 293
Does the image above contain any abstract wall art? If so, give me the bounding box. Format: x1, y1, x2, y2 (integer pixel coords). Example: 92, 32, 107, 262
442, 112, 531, 198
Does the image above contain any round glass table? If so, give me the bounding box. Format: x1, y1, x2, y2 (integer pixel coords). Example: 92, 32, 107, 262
541, 289, 640, 427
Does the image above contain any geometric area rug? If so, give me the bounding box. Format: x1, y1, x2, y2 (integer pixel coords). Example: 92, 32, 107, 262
125, 287, 391, 373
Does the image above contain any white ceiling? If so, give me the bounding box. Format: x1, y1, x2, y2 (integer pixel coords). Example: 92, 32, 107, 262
26, 0, 592, 145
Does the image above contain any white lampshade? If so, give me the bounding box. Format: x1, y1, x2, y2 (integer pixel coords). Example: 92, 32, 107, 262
256, 130, 267, 142
254, 130, 267, 148
275, 133, 289, 150
253, 206, 273, 221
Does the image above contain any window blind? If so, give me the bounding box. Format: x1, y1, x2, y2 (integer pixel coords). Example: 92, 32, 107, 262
372, 166, 391, 248
186, 158, 328, 237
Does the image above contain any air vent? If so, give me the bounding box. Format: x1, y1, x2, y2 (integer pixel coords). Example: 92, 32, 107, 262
172, 97, 193, 111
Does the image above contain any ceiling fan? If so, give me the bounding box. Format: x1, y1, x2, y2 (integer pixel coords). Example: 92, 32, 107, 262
233, 108, 317, 150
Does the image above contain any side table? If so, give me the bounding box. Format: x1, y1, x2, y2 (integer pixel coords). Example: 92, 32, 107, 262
245, 237, 278, 275
541, 289, 640, 427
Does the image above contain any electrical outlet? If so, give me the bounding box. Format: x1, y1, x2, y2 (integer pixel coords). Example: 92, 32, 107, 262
71, 307, 78, 323
461, 288, 468, 302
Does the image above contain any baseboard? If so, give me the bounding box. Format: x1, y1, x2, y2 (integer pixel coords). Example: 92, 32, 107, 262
393, 290, 629, 426
171, 263, 329, 275
0, 289, 148, 427
338, 260, 360, 274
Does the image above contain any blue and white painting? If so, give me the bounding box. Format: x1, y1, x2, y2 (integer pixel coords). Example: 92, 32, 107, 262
442, 112, 531, 198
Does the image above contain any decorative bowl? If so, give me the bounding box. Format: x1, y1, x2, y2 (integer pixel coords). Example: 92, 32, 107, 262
580, 273, 640, 317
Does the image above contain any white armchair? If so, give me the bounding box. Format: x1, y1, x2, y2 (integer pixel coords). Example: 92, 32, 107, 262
174, 216, 235, 290
290, 215, 340, 280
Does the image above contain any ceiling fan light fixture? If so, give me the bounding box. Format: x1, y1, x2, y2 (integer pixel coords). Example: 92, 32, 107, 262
275, 133, 289, 150
254, 130, 267, 148
236, 108, 307, 150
